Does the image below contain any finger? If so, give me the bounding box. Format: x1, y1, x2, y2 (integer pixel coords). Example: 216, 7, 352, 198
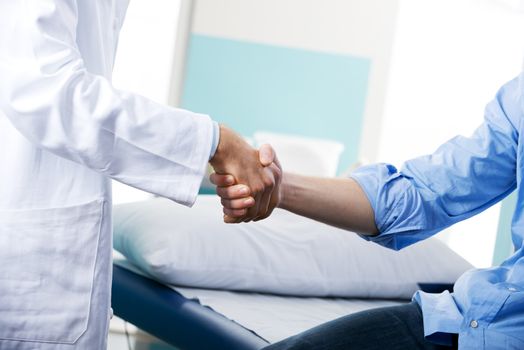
272, 152, 282, 170
224, 214, 242, 224
216, 184, 251, 200
221, 197, 255, 210
210, 173, 235, 187
253, 168, 274, 221
223, 207, 248, 218
244, 188, 262, 222
254, 197, 277, 221
254, 163, 281, 221
254, 191, 271, 221
258, 144, 275, 167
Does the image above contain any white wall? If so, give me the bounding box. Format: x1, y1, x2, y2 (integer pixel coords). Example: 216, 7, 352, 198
111, 0, 181, 204
379, 0, 524, 267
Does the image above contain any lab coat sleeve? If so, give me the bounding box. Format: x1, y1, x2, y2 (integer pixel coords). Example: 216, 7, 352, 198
351, 75, 522, 250
0, 0, 214, 206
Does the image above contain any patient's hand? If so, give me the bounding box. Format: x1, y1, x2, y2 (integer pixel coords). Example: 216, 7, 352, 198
209, 126, 282, 223
210, 143, 282, 223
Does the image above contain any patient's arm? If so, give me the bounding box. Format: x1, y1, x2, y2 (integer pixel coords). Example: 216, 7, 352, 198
277, 174, 378, 235
210, 145, 377, 235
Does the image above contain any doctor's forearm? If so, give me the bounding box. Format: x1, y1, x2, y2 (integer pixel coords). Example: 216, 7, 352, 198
278, 173, 378, 235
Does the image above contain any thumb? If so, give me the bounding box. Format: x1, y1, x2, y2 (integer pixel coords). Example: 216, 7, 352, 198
258, 144, 275, 166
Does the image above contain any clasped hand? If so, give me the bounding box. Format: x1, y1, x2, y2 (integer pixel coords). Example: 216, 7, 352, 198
209, 125, 281, 223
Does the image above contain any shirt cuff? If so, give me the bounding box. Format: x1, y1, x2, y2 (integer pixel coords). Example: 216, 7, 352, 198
209, 121, 220, 160
350, 163, 426, 250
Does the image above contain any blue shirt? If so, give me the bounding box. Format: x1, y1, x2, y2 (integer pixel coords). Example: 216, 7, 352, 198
351, 74, 524, 350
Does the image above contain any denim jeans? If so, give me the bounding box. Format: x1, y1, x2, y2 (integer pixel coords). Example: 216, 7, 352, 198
264, 302, 458, 350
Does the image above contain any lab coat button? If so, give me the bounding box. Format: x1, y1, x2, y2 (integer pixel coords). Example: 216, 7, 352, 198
110, 307, 114, 319
470, 320, 478, 328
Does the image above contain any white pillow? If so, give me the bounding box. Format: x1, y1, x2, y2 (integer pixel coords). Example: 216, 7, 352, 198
253, 131, 344, 177
113, 197, 472, 299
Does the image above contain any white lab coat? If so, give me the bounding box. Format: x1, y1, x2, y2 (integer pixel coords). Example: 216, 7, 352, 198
0, 0, 214, 348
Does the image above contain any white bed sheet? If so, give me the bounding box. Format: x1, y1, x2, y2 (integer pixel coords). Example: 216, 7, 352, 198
174, 287, 405, 343
114, 255, 406, 343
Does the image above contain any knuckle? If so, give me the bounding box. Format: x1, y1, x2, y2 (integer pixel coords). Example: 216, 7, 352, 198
225, 187, 237, 198
263, 177, 275, 189
231, 200, 243, 209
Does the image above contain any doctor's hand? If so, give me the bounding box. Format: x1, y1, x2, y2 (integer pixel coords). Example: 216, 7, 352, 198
209, 126, 282, 223
210, 143, 282, 223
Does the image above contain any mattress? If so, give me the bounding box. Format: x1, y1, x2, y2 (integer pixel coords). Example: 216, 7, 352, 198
114, 256, 406, 344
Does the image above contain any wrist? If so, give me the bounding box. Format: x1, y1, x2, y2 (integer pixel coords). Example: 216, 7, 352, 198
209, 124, 230, 171
277, 172, 293, 210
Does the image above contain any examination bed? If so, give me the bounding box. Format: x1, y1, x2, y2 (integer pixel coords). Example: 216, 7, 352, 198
112, 264, 269, 350
112, 263, 455, 350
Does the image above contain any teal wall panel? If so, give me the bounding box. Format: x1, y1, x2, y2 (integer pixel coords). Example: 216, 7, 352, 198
182, 34, 371, 172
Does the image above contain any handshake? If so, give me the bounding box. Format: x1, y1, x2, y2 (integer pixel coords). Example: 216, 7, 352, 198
209, 124, 282, 223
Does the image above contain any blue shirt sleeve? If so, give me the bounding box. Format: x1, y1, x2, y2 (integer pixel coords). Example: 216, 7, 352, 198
351, 75, 522, 250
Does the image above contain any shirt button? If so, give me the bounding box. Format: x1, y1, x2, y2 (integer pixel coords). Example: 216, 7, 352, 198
470, 320, 478, 328
109, 307, 114, 320
508, 287, 517, 292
